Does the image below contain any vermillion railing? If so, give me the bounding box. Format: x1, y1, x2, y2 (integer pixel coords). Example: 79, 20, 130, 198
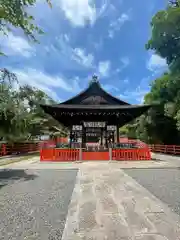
0, 142, 40, 157
112, 148, 151, 161
39, 138, 152, 161
0, 137, 69, 158
40, 148, 80, 161
3, 139, 180, 161
149, 144, 180, 155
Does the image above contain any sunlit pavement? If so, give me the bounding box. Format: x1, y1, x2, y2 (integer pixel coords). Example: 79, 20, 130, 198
61, 163, 180, 240
1, 155, 180, 239
4, 152, 180, 170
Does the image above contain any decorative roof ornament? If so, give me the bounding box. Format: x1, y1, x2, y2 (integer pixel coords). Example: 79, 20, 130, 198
89, 75, 99, 85
92, 75, 98, 82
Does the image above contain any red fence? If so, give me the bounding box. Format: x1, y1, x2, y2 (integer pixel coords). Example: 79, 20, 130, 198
0, 142, 40, 157
40, 148, 151, 161
0, 138, 68, 158
112, 148, 151, 161
82, 151, 109, 161
3, 139, 180, 161
119, 138, 148, 148
40, 148, 79, 161
149, 144, 180, 155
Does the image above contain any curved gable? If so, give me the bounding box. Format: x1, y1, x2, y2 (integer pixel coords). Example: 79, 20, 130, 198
61, 78, 130, 105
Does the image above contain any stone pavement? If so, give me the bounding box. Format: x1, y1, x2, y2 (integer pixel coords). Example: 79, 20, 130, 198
62, 162, 180, 240
2, 155, 180, 239
8, 158, 180, 170
2, 152, 180, 171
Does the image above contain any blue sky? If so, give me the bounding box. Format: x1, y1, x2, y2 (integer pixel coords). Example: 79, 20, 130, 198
1, 0, 167, 104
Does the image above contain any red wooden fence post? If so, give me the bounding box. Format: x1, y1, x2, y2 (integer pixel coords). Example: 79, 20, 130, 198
2, 144, 7, 156
174, 145, 176, 155
164, 145, 166, 154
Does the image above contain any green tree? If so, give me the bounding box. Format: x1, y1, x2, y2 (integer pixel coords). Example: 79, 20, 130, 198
0, 0, 51, 55
0, 79, 67, 142
0, 0, 51, 38
135, 72, 180, 144
125, 1, 180, 144
146, 3, 180, 71
123, 71, 180, 144
0, 0, 65, 142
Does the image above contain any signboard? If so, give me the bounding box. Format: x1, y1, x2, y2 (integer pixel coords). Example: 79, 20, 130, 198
72, 125, 82, 131
86, 128, 101, 133
107, 125, 116, 131
83, 122, 106, 128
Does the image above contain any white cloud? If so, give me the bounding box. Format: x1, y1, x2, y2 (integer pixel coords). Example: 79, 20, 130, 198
109, 12, 131, 38
70, 76, 82, 93
93, 38, 103, 50
12, 68, 81, 102
64, 34, 70, 42
114, 57, 130, 74
1, 33, 33, 57
58, 0, 96, 26
57, 0, 113, 27
103, 84, 119, 92
147, 54, 167, 72
72, 48, 94, 68
115, 68, 121, 73
123, 78, 129, 84
45, 37, 94, 70
119, 87, 149, 104
98, 60, 111, 77
121, 57, 130, 68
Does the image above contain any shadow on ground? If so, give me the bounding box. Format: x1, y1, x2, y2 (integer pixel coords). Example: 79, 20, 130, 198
0, 169, 37, 189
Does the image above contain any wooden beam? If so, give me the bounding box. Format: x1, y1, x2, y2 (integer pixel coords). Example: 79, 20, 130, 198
116, 124, 120, 143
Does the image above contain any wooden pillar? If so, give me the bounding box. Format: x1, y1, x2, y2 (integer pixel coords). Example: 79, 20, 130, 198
81, 124, 84, 148
70, 125, 73, 148
81, 123, 86, 149
100, 128, 103, 145
105, 125, 108, 148
113, 131, 115, 144
84, 127, 86, 148
116, 124, 120, 143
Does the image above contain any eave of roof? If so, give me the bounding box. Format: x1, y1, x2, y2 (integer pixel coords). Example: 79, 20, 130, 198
41, 103, 153, 110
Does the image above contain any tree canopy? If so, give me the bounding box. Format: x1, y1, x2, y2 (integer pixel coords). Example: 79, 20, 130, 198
146, 2, 180, 71
2, 0, 180, 144
124, 1, 180, 144
0, 0, 51, 55
0, 0, 67, 142
0, 76, 67, 142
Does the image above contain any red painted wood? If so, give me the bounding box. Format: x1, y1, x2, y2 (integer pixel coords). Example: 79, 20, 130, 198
0, 143, 40, 157
112, 148, 151, 161
82, 151, 109, 161
149, 144, 180, 155
40, 149, 55, 161
40, 148, 151, 161
40, 149, 79, 161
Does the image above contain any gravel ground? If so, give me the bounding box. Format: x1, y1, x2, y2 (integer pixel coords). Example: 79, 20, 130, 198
0, 169, 78, 240
124, 168, 180, 215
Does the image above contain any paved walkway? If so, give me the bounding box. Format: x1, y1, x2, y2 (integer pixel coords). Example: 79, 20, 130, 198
1, 154, 180, 239
62, 162, 180, 240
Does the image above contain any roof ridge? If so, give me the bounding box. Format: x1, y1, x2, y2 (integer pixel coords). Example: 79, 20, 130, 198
60, 76, 129, 105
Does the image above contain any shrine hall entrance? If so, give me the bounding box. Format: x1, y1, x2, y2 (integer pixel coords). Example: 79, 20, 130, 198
71, 122, 118, 149
40, 75, 153, 161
